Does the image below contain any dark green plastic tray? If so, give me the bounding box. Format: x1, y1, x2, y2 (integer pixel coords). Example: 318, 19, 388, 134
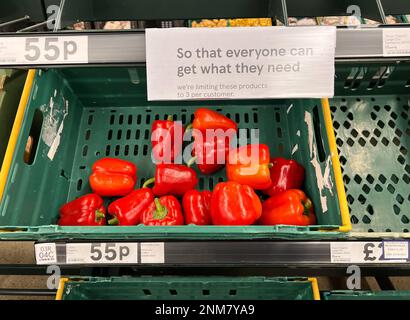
323, 290, 410, 300
59, 277, 317, 300
331, 63, 410, 235
0, 67, 344, 240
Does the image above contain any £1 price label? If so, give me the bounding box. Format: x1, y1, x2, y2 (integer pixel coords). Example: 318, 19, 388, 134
0, 36, 88, 65
66, 243, 138, 264
331, 242, 384, 263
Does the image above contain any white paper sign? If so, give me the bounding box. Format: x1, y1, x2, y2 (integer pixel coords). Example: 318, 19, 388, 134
140, 242, 165, 263
146, 27, 336, 101
35, 243, 57, 265
0, 36, 88, 65
383, 28, 410, 57
66, 243, 138, 264
330, 242, 408, 264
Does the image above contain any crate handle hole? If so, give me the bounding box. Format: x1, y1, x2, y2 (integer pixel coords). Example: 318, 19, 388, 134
169, 289, 177, 295
312, 106, 326, 163
23, 109, 43, 165
229, 290, 237, 296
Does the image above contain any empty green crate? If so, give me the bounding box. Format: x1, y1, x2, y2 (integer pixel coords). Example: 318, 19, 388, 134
331, 63, 410, 236
323, 290, 410, 300
0, 67, 349, 240
57, 277, 319, 300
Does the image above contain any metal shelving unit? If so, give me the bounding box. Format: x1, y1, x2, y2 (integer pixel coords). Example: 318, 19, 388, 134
0, 28, 409, 69
0, 0, 409, 299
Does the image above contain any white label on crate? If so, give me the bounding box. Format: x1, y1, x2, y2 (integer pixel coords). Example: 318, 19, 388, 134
330, 242, 408, 264
0, 36, 88, 65
383, 241, 409, 260
146, 27, 336, 101
35, 243, 57, 265
140, 243, 165, 264
66, 243, 138, 264
383, 29, 410, 57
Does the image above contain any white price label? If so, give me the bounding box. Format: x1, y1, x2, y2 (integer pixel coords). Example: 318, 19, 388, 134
35, 243, 57, 265
331, 242, 408, 264
0, 36, 88, 65
383, 241, 409, 260
146, 27, 336, 101
383, 29, 410, 57
141, 243, 165, 263
66, 243, 138, 264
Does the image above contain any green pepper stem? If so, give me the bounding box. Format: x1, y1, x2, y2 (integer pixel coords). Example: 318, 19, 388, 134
303, 198, 313, 216
186, 156, 197, 168
185, 123, 193, 132
95, 209, 105, 223
108, 216, 119, 225
142, 177, 155, 188
268, 163, 273, 169
167, 115, 173, 121
153, 198, 168, 220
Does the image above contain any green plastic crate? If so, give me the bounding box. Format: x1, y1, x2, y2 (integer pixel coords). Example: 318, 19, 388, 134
331, 63, 410, 236
323, 290, 410, 300
0, 70, 27, 171
0, 67, 348, 240
58, 277, 319, 300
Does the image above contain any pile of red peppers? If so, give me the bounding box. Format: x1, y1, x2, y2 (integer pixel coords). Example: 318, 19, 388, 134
58, 108, 316, 227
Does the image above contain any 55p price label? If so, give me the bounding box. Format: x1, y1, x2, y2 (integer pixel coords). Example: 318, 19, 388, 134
0, 36, 88, 65
66, 243, 138, 264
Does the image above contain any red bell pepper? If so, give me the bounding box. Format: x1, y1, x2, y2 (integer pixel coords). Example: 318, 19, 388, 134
211, 181, 262, 225
143, 164, 198, 197
192, 108, 238, 132
107, 188, 154, 225
151, 116, 183, 164
263, 158, 305, 196
259, 190, 316, 226
187, 108, 238, 174
90, 158, 137, 197
190, 135, 230, 174
226, 144, 272, 190
182, 190, 212, 225
141, 196, 184, 226
59, 194, 106, 226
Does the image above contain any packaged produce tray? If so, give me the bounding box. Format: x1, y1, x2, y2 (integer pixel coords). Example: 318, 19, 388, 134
57, 276, 320, 300
0, 67, 349, 240
331, 63, 410, 237
323, 290, 410, 300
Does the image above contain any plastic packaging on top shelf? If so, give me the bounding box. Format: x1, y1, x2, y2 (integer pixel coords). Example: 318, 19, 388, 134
363, 18, 380, 25
288, 18, 318, 26
364, 15, 402, 25
73, 22, 86, 30
317, 16, 361, 26
191, 18, 271, 28
229, 18, 272, 27
191, 19, 228, 28
103, 21, 132, 30
385, 15, 400, 24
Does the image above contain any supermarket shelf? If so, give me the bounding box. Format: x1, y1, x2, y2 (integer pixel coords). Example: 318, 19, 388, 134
3, 0, 409, 24
0, 27, 409, 68
1, 240, 410, 276
31, 241, 410, 268
0, 289, 56, 296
